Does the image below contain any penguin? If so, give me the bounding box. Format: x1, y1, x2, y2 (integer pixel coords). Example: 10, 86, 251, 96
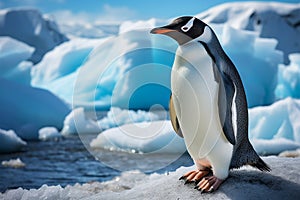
151, 16, 270, 193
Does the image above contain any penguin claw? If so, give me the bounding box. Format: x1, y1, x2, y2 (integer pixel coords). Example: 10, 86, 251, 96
195, 175, 223, 193
179, 169, 211, 185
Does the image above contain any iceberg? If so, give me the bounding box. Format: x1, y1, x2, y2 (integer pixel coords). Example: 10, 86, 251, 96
0, 129, 26, 153
90, 120, 185, 154
0, 37, 34, 85
31, 38, 107, 102
0, 8, 68, 63
72, 30, 176, 110
0, 78, 70, 140
198, 2, 300, 64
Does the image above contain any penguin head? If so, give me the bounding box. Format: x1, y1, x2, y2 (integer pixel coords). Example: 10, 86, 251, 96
151, 16, 212, 45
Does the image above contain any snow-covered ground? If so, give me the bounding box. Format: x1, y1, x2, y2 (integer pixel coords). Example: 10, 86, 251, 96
1, 156, 299, 200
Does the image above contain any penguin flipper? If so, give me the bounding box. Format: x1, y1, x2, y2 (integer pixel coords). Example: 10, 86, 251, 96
217, 71, 236, 145
169, 94, 183, 138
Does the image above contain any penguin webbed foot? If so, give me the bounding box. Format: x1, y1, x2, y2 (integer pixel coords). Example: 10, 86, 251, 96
179, 169, 211, 184
194, 175, 223, 193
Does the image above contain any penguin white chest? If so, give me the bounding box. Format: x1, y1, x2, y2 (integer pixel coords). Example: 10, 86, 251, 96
171, 42, 226, 159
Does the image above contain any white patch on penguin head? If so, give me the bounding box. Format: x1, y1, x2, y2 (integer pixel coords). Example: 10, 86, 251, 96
198, 26, 212, 43
181, 17, 195, 32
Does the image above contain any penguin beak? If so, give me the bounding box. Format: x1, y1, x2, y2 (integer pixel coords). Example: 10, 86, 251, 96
150, 27, 175, 35
151, 26, 191, 45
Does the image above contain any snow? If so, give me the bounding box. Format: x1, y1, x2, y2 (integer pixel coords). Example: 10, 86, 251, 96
0, 78, 70, 140
1, 156, 299, 199
90, 120, 185, 154
197, 1, 300, 64
61, 108, 100, 136
1, 158, 26, 168
0, 8, 68, 63
38, 127, 61, 141
0, 129, 26, 153
0, 37, 34, 85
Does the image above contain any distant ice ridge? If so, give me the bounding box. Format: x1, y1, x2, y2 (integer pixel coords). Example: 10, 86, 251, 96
0, 129, 26, 153
197, 1, 300, 64
0, 8, 68, 63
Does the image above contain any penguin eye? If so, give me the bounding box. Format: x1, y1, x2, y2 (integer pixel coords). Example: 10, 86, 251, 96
182, 26, 189, 31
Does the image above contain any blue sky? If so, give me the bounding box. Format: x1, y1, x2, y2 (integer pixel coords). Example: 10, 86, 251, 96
0, 0, 299, 23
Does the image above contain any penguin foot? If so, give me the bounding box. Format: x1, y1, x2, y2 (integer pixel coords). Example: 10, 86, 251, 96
194, 176, 223, 193
179, 169, 211, 184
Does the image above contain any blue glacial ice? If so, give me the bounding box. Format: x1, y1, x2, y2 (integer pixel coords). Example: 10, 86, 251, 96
0, 37, 34, 85
249, 97, 300, 154
0, 78, 70, 140
275, 54, 300, 100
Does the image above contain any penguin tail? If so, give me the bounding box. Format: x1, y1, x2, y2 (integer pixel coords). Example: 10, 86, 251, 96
249, 156, 271, 172
230, 139, 271, 172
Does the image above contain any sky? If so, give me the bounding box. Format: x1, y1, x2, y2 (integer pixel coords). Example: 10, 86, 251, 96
0, 0, 299, 24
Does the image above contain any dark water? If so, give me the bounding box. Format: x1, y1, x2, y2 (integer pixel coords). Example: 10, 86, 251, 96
0, 135, 193, 193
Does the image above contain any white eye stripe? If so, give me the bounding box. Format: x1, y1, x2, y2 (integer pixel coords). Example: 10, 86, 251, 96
181, 17, 195, 32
